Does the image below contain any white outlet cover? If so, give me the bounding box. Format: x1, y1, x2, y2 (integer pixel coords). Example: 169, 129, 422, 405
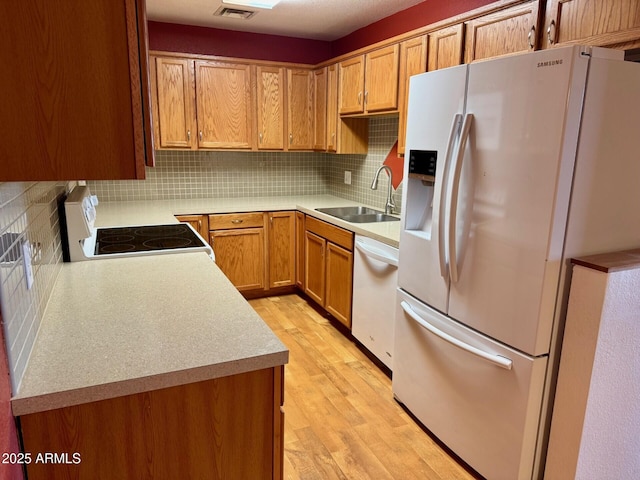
344, 171, 352, 185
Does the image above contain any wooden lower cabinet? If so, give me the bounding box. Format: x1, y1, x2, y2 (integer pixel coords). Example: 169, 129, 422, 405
304, 217, 354, 329
208, 211, 296, 295
211, 227, 265, 291
20, 367, 285, 480
325, 242, 354, 327
268, 211, 296, 288
175, 214, 209, 240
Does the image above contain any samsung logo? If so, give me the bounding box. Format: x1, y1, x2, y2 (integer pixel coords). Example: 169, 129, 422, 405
537, 59, 563, 68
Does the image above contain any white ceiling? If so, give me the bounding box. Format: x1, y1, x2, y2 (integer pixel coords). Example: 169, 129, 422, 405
146, 0, 426, 41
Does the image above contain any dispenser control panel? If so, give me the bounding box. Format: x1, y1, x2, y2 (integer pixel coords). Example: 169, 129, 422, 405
408, 150, 437, 182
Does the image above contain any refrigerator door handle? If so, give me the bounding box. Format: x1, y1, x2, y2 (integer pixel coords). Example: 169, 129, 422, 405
438, 113, 463, 280
400, 300, 513, 370
447, 113, 474, 284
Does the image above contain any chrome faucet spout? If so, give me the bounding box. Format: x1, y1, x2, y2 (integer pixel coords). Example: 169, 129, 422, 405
371, 165, 395, 215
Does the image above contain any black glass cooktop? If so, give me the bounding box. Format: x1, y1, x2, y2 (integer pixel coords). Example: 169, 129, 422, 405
94, 224, 206, 255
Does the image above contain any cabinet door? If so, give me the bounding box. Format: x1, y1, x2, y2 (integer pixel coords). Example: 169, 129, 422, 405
295, 212, 306, 289
326, 64, 339, 152
304, 231, 326, 306
427, 24, 464, 71
339, 55, 365, 115
0, 0, 152, 181
398, 36, 427, 155
325, 243, 353, 329
195, 61, 253, 149
256, 66, 285, 150
154, 57, 196, 149
210, 228, 265, 291
268, 211, 295, 288
543, 0, 640, 49
464, 1, 540, 63
313, 68, 327, 151
364, 44, 400, 112
175, 215, 209, 240
287, 69, 314, 150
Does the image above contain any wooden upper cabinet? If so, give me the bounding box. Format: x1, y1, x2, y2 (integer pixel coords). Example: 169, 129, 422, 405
0, 0, 153, 181
465, 1, 540, 63
256, 66, 285, 150
338, 55, 366, 115
313, 68, 328, 151
338, 45, 400, 116
427, 24, 464, 71
543, 0, 640, 49
398, 35, 427, 155
364, 44, 400, 113
153, 57, 196, 149
287, 69, 314, 150
326, 64, 339, 152
195, 60, 253, 149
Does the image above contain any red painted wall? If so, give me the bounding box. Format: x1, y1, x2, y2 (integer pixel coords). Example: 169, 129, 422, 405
148, 21, 332, 64
332, 0, 497, 56
149, 0, 497, 64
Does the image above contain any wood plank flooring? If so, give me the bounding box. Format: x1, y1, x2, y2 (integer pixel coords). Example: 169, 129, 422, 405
249, 294, 479, 480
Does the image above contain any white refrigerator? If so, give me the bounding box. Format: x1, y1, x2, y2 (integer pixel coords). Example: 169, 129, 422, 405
394, 45, 640, 480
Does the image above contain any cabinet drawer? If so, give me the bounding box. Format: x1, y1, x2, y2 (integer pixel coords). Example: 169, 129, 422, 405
305, 216, 353, 250
209, 212, 264, 230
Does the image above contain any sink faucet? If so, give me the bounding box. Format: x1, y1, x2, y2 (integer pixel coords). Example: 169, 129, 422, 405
370, 165, 395, 215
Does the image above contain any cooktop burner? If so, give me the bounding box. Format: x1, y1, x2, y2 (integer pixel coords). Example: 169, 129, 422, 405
94, 224, 206, 256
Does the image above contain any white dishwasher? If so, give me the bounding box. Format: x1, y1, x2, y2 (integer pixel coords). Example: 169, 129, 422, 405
352, 235, 399, 370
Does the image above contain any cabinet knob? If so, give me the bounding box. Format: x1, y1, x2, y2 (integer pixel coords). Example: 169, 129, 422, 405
187, 130, 191, 141
527, 25, 535, 49
289, 133, 293, 144
199, 131, 203, 142
547, 20, 556, 45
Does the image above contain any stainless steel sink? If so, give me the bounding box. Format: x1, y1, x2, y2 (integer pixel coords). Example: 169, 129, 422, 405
315, 206, 400, 223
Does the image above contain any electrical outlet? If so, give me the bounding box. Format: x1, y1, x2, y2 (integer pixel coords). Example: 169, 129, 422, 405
22, 241, 34, 290
344, 171, 352, 185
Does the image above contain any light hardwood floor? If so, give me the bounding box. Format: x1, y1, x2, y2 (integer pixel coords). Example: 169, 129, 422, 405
250, 294, 479, 480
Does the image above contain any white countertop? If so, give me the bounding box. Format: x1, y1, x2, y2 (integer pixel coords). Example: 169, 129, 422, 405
12, 194, 398, 416
12, 252, 288, 416
94, 194, 401, 247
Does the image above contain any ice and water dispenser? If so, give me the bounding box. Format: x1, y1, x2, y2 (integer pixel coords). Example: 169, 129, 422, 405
404, 150, 438, 238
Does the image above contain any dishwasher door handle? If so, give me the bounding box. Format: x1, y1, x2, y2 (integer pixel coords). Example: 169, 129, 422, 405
355, 240, 398, 267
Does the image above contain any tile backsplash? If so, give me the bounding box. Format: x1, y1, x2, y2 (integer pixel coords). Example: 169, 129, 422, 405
0, 118, 402, 393
89, 117, 403, 212
0, 182, 67, 392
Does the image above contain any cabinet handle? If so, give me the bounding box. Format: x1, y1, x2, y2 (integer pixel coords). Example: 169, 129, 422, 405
547, 20, 556, 45
527, 25, 535, 49
187, 130, 191, 141
259, 132, 263, 143
231, 219, 244, 224
358, 92, 362, 105
199, 131, 203, 142
289, 133, 293, 145
365, 91, 368, 105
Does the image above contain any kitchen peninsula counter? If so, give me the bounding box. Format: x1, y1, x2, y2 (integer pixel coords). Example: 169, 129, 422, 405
12, 251, 288, 416
94, 194, 401, 247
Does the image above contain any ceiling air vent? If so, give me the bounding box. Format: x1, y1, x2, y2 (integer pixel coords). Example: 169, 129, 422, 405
214, 6, 256, 19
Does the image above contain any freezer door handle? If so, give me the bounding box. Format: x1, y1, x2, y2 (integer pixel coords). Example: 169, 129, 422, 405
355, 240, 398, 267
400, 301, 513, 370
447, 113, 474, 284
438, 114, 463, 280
